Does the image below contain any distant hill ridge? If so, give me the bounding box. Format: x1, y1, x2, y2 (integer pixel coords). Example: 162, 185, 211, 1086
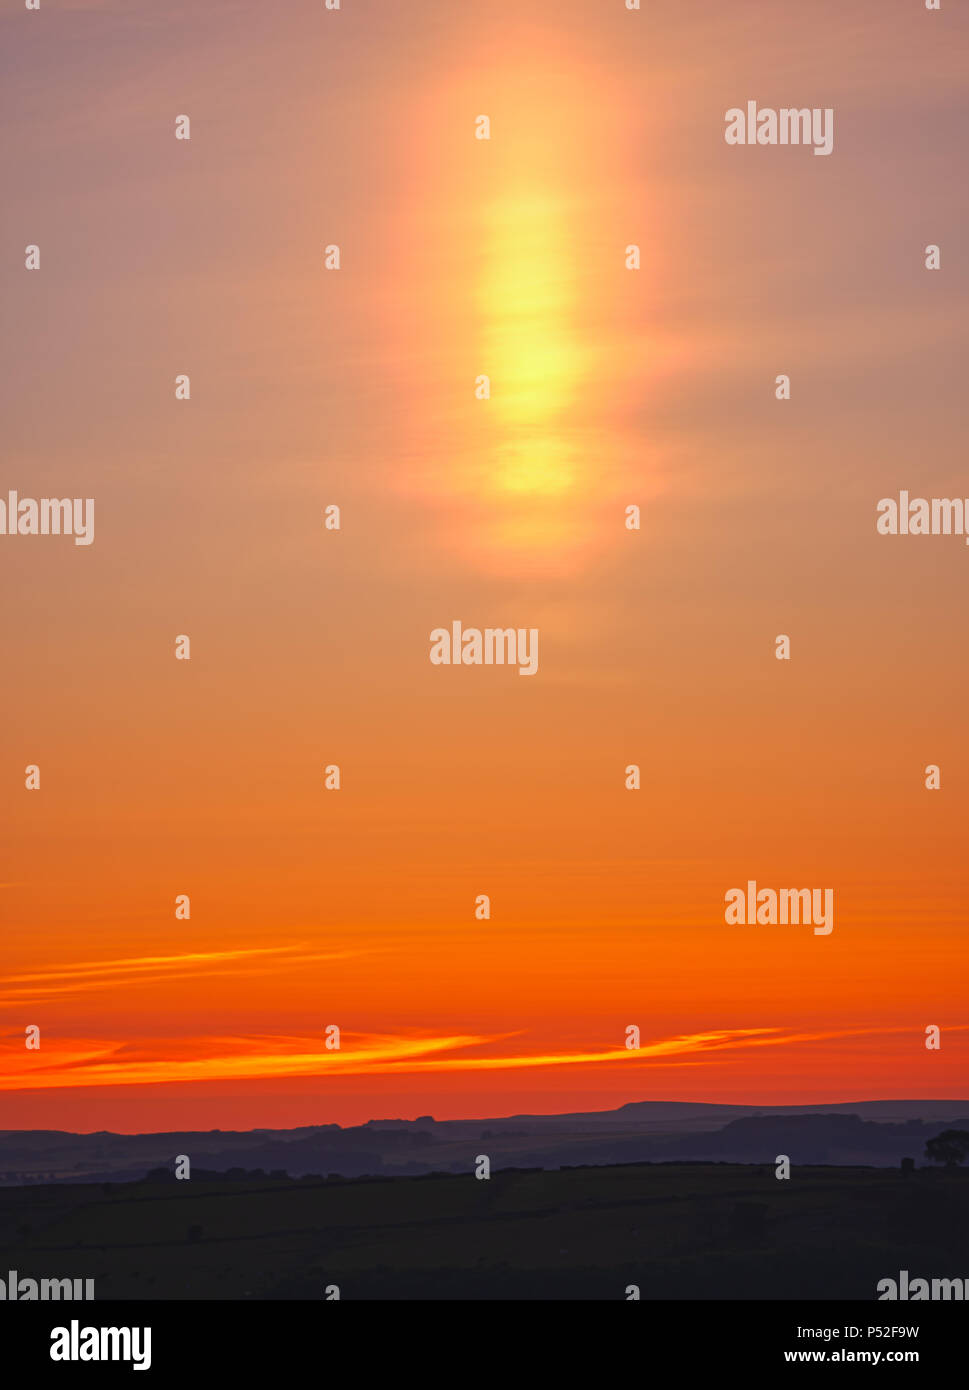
1, 1099, 966, 1186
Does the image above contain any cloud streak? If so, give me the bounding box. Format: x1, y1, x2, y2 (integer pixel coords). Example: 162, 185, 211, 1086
5, 1024, 954, 1093
0, 946, 365, 1006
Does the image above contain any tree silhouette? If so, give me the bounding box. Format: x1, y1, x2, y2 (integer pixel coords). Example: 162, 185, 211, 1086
924, 1129, 969, 1167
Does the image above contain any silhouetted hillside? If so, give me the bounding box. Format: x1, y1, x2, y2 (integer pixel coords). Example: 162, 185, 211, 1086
1, 1100, 966, 1185
3, 1161, 966, 1299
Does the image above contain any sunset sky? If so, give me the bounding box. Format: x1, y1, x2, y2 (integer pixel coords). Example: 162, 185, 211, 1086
2, 0, 967, 1133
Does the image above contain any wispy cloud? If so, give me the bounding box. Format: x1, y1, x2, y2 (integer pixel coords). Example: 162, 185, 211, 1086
0, 946, 364, 1007
0, 1031, 494, 1091
4, 1024, 953, 1093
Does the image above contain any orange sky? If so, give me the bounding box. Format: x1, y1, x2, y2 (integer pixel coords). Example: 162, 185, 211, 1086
2, 0, 967, 1132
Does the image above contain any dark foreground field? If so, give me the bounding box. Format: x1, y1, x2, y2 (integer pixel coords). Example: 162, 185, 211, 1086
2, 1163, 967, 1300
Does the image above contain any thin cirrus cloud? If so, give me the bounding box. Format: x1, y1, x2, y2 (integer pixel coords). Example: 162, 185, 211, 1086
2, 1032, 497, 1091
2, 1024, 944, 1093
0, 946, 366, 1006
